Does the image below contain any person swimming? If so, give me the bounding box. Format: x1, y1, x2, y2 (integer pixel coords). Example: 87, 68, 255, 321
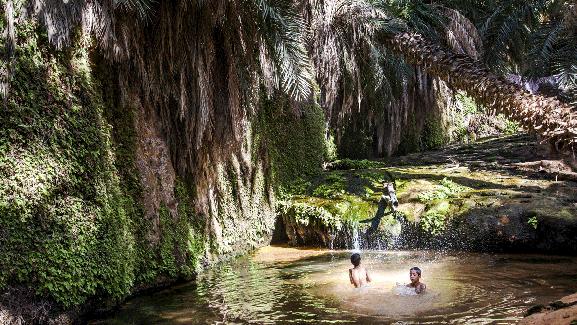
349, 253, 372, 288
407, 266, 426, 294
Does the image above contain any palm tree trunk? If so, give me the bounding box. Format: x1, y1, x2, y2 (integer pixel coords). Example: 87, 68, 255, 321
382, 32, 577, 155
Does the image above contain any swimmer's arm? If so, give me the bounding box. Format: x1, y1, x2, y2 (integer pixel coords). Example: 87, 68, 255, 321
349, 269, 354, 285
365, 269, 372, 283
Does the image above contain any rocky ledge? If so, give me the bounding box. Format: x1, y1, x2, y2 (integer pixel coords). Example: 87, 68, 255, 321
274, 134, 577, 253
520, 293, 577, 325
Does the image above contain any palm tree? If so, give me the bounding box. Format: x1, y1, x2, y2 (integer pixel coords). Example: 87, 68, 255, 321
301, 0, 576, 156
381, 31, 576, 153
311, 0, 577, 154
5, 0, 576, 155
301, 0, 413, 156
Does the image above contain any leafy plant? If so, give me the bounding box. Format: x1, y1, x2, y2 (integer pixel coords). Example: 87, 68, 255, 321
419, 212, 447, 235
527, 216, 538, 229
329, 159, 386, 170
312, 173, 347, 198
418, 178, 466, 202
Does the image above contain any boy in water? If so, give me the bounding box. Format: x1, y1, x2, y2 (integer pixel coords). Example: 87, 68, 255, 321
407, 266, 426, 294
349, 253, 371, 288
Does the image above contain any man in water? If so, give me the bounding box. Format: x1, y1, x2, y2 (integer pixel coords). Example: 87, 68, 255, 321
349, 253, 371, 288
407, 266, 426, 294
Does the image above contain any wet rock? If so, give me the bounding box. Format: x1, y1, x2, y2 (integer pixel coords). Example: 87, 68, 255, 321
520, 293, 577, 325
277, 134, 577, 254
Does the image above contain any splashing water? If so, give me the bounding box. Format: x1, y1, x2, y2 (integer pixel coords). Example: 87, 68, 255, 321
351, 222, 361, 252
91, 247, 577, 324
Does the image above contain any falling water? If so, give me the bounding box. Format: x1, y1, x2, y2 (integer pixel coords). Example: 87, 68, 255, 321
328, 232, 336, 250
351, 222, 361, 252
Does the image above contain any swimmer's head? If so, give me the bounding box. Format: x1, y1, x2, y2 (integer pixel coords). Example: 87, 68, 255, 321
350, 253, 361, 267
410, 267, 421, 283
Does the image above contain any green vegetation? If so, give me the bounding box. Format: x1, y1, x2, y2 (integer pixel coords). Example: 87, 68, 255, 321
421, 118, 449, 150
501, 115, 521, 135
277, 201, 344, 231
254, 94, 328, 197
2, 0, 577, 320
411, 178, 466, 234
527, 215, 538, 230
417, 178, 467, 202
293, 195, 377, 222
329, 159, 386, 170
453, 92, 521, 144
419, 201, 451, 235
397, 115, 449, 155
311, 173, 347, 198
0, 20, 205, 308
0, 21, 134, 307
337, 119, 373, 159
277, 167, 394, 234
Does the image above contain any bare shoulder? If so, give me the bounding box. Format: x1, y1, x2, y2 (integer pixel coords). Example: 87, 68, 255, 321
417, 282, 427, 293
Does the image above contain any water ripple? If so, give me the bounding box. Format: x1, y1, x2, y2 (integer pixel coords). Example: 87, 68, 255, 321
92, 249, 577, 324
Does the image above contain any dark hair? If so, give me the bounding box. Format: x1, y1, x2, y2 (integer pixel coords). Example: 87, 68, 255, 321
351, 253, 361, 267
410, 267, 421, 276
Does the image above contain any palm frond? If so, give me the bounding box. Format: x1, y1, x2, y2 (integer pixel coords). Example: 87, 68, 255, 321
1, 0, 16, 101
526, 21, 563, 78
113, 0, 154, 18
255, 0, 313, 100
379, 0, 446, 42
478, 0, 545, 73
439, 6, 482, 59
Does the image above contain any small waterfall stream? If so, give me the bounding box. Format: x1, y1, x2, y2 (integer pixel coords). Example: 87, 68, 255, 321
93, 248, 577, 324
351, 221, 361, 252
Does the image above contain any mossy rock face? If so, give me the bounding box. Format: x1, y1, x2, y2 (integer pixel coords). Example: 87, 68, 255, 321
1, 15, 332, 323
0, 19, 211, 321
276, 167, 405, 249
278, 198, 403, 249
277, 135, 577, 253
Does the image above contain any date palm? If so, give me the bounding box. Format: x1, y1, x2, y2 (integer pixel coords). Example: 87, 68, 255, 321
3, 0, 576, 155
303, 0, 576, 155
375, 0, 577, 153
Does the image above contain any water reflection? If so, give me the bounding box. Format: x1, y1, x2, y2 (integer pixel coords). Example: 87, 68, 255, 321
92, 247, 577, 324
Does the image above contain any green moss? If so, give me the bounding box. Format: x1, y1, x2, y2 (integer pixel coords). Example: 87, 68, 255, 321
157, 180, 204, 279
293, 195, 377, 222
277, 200, 344, 231
254, 94, 328, 196
337, 118, 373, 159
418, 178, 468, 202
311, 173, 347, 198
0, 21, 135, 307
329, 159, 386, 170
0, 19, 205, 309
396, 113, 449, 154
421, 118, 448, 150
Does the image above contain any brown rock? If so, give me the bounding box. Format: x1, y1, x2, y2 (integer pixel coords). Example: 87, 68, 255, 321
519, 293, 577, 325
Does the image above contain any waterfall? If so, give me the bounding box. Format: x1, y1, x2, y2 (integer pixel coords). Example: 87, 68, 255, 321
351, 222, 361, 252
328, 232, 336, 250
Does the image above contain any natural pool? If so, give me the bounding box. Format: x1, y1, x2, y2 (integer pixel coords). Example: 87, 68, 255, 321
92, 246, 577, 324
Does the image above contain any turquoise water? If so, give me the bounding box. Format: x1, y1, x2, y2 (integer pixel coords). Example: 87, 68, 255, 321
92, 247, 577, 324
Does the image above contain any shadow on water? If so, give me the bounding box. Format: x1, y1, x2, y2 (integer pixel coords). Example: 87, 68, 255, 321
90, 247, 577, 325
